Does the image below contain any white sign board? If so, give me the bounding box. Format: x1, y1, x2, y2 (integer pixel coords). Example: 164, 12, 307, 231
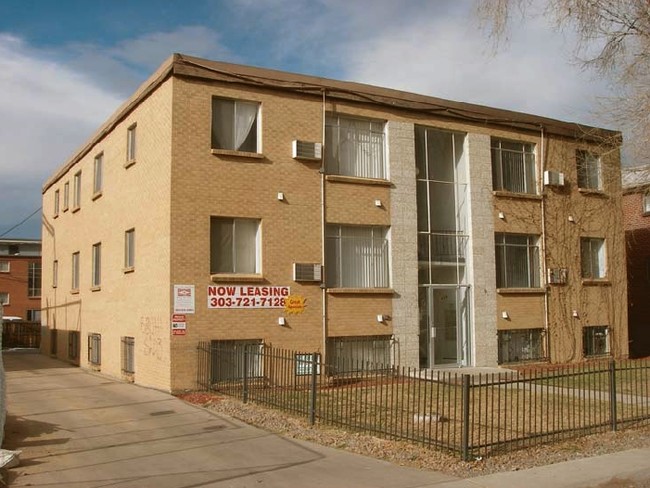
208, 285, 290, 309
173, 285, 195, 314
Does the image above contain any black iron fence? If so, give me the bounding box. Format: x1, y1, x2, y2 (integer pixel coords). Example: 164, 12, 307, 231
2, 321, 41, 349
196, 341, 650, 460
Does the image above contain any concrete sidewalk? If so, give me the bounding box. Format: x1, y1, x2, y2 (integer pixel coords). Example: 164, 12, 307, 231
2, 350, 649, 487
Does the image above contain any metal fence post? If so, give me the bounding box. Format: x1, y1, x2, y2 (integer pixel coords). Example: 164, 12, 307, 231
243, 347, 249, 404
609, 359, 617, 431
308, 353, 318, 425
461, 374, 471, 461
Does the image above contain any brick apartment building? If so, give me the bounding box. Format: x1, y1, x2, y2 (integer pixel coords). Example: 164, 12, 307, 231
623, 165, 650, 358
41, 54, 628, 392
0, 239, 42, 322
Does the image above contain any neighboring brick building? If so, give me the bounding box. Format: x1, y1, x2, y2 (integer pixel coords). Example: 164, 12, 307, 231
40, 54, 628, 392
0, 239, 42, 321
623, 166, 650, 358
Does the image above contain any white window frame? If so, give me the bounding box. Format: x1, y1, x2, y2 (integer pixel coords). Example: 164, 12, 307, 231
124, 228, 135, 270
93, 153, 103, 195
326, 225, 390, 288
0, 292, 9, 305
581, 237, 606, 279
73, 171, 82, 209
72, 252, 80, 291
211, 97, 260, 153
577, 150, 602, 190
495, 233, 541, 288
325, 114, 386, 179
491, 139, 537, 194
92, 243, 101, 288
127, 123, 137, 163
210, 217, 261, 274
0, 261, 9, 273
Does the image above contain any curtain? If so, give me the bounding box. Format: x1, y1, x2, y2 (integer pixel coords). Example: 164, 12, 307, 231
233, 102, 257, 151
234, 219, 258, 273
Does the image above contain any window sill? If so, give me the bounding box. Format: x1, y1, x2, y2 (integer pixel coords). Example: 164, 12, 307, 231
582, 279, 611, 286
492, 191, 542, 201
123, 266, 135, 274
72, 206, 80, 214
211, 148, 264, 159
211, 273, 264, 283
124, 159, 136, 169
90, 286, 101, 292
63, 207, 69, 213
578, 188, 607, 197
70, 289, 79, 295
28, 296, 41, 300
92, 191, 103, 201
327, 287, 394, 295
497, 287, 546, 295
53, 213, 59, 219
325, 174, 391, 187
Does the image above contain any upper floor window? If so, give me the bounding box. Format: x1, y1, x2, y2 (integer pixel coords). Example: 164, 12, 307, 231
63, 181, 70, 211
211, 97, 259, 153
581, 237, 606, 279
577, 150, 602, 190
72, 252, 80, 291
495, 233, 540, 288
210, 217, 260, 274
28, 262, 41, 297
54, 189, 60, 217
124, 228, 135, 269
93, 153, 103, 195
643, 192, 650, 215
0, 292, 9, 305
92, 243, 102, 288
127, 124, 137, 163
491, 139, 536, 194
326, 225, 390, 288
53, 260, 58, 288
0, 261, 9, 273
73, 171, 82, 209
325, 114, 386, 179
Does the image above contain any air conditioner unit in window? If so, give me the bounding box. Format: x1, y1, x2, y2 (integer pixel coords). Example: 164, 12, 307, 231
292, 140, 322, 161
293, 263, 322, 282
543, 170, 565, 187
547, 267, 568, 285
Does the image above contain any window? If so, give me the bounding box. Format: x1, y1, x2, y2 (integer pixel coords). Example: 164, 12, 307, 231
54, 189, 60, 216
73, 171, 82, 209
0, 292, 9, 305
28, 262, 41, 297
93, 153, 103, 195
643, 192, 650, 215
210, 217, 260, 274
52, 260, 58, 288
325, 114, 386, 179
0, 261, 9, 273
495, 233, 540, 288
72, 252, 80, 290
92, 243, 101, 288
581, 237, 606, 279
26, 309, 41, 322
327, 336, 393, 374
121, 336, 135, 374
50, 329, 57, 355
583, 326, 609, 357
577, 150, 602, 190
68, 331, 80, 360
127, 124, 137, 162
210, 340, 263, 382
63, 181, 70, 211
491, 139, 536, 194
326, 225, 390, 288
498, 329, 545, 363
124, 229, 135, 269
88, 333, 101, 366
211, 97, 259, 153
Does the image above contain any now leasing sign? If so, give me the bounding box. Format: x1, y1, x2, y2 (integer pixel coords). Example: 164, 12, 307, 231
208, 285, 290, 309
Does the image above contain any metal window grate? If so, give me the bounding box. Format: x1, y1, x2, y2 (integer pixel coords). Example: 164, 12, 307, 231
121, 336, 135, 373
88, 333, 101, 365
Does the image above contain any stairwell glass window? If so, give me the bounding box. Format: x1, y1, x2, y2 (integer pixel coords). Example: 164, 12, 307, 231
326, 225, 390, 288
28, 262, 41, 297
92, 243, 101, 288
93, 153, 103, 196
577, 150, 602, 190
210, 218, 260, 274
325, 115, 386, 179
211, 97, 259, 153
581, 237, 606, 279
495, 233, 540, 288
491, 139, 536, 194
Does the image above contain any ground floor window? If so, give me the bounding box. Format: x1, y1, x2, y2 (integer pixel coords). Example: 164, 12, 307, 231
50, 329, 58, 355
121, 336, 135, 374
583, 326, 609, 357
88, 333, 101, 366
498, 328, 545, 364
327, 335, 393, 374
68, 331, 80, 360
210, 339, 263, 382
27, 310, 41, 322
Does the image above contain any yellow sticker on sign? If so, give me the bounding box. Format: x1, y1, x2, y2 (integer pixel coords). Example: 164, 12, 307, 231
284, 295, 306, 314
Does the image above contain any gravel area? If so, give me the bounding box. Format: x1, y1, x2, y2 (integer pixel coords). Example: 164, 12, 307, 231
177, 392, 650, 479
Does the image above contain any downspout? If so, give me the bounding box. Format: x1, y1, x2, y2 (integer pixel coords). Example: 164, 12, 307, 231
321, 89, 328, 365
540, 126, 551, 360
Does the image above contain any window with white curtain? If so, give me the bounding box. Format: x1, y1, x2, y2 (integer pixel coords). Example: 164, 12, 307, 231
581, 237, 606, 279
495, 233, 540, 288
577, 150, 602, 190
326, 225, 390, 288
491, 139, 536, 194
325, 114, 386, 179
210, 217, 260, 274
211, 97, 259, 153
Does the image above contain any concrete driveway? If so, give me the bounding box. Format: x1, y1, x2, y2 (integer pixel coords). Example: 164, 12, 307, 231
2, 351, 458, 487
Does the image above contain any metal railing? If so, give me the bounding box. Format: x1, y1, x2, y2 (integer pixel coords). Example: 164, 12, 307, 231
196, 342, 650, 460
2, 321, 41, 349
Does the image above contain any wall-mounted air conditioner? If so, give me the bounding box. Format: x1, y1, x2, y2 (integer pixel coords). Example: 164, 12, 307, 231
293, 263, 322, 282
547, 267, 568, 285
543, 170, 565, 187
292, 140, 322, 161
